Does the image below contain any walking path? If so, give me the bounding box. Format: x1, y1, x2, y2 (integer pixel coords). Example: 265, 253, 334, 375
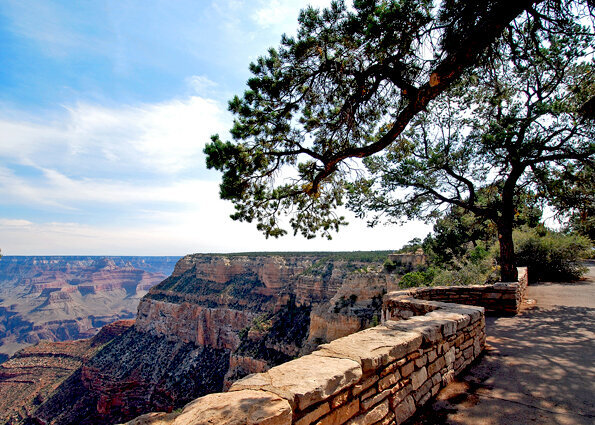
408, 264, 595, 425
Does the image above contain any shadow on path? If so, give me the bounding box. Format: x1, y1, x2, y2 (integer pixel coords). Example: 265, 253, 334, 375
406, 279, 595, 425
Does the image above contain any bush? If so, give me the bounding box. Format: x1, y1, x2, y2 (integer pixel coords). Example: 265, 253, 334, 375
383, 259, 397, 272
514, 228, 591, 282
400, 268, 436, 288
431, 260, 498, 286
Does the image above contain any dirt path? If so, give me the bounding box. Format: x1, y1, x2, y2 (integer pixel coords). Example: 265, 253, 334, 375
408, 265, 595, 425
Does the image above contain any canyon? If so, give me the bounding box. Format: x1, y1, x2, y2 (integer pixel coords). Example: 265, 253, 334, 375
0, 320, 134, 425
0, 256, 179, 360
0, 252, 399, 425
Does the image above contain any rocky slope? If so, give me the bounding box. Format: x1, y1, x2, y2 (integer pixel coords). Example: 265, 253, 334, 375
0, 320, 134, 425
0, 256, 179, 358
2, 252, 402, 425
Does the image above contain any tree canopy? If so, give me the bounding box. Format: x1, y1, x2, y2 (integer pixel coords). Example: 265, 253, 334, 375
205, 0, 594, 281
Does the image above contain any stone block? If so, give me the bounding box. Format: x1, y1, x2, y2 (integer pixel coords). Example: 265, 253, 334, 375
428, 356, 446, 376
429, 311, 471, 332
435, 368, 444, 382
427, 349, 437, 363
454, 356, 464, 371
407, 350, 422, 360
377, 411, 395, 425
352, 375, 378, 396
378, 372, 400, 391
394, 395, 415, 424
360, 388, 391, 412
313, 326, 422, 373
445, 347, 455, 366
439, 340, 451, 355
416, 390, 431, 407
390, 383, 412, 407
315, 399, 359, 425
400, 361, 414, 378
442, 370, 455, 386
460, 338, 473, 350
173, 389, 292, 425
231, 355, 361, 411
380, 362, 399, 377
455, 334, 465, 347
384, 316, 444, 346
473, 339, 482, 357
413, 379, 432, 404
347, 399, 389, 425
410, 367, 427, 391
295, 402, 330, 425
414, 354, 428, 368
360, 387, 377, 401
331, 391, 349, 409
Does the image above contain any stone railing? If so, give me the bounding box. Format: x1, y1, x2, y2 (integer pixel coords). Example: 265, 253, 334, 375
384, 267, 528, 317
124, 298, 486, 425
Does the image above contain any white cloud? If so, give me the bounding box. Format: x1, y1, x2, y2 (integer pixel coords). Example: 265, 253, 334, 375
187, 75, 219, 95
0, 219, 33, 227
64, 96, 229, 174
0, 95, 230, 176
0, 0, 434, 256
0, 210, 431, 256
0, 165, 220, 212
251, 0, 333, 30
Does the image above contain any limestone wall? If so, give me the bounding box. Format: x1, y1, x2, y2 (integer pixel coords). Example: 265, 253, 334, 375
385, 267, 528, 317
123, 297, 485, 425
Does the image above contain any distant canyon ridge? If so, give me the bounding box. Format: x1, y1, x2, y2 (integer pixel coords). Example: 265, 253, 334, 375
0, 256, 179, 360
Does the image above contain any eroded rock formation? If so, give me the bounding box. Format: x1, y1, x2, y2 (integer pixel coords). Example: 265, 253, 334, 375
0, 320, 134, 425
0, 256, 178, 358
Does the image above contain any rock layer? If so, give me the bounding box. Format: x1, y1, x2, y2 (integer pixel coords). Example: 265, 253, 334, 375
0, 256, 178, 357
0, 320, 134, 425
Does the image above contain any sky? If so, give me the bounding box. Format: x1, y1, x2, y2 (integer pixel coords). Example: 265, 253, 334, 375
0, 0, 431, 255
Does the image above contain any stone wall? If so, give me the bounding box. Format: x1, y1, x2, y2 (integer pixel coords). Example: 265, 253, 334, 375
385, 267, 528, 317
124, 297, 486, 425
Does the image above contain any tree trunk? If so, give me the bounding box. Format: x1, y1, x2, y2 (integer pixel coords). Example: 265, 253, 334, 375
497, 221, 518, 282
498, 165, 523, 282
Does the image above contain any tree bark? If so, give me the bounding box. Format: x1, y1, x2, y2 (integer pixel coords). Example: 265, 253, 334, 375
497, 221, 518, 282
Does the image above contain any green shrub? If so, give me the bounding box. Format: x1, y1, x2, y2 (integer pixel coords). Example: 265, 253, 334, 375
400, 271, 426, 287
514, 228, 591, 282
431, 261, 498, 286
400, 268, 436, 288
383, 259, 397, 272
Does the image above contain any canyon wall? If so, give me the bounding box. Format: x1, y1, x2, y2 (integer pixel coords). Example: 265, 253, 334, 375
0, 256, 179, 358
0, 320, 134, 425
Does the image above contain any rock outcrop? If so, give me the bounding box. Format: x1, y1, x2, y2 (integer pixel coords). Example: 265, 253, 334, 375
0, 320, 134, 425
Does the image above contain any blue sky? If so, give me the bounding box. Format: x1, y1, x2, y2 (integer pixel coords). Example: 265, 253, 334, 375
0, 0, 430, 255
